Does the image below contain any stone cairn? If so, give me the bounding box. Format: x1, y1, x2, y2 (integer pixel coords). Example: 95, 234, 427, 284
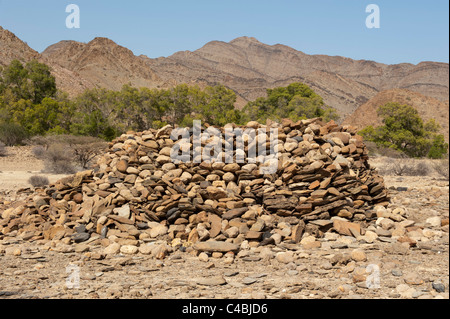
1, 118, 389, 257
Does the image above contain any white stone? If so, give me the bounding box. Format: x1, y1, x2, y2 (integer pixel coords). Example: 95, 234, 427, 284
276, 251, 294, 264
284, 142, 298, 152
271, 233, 282, 244
120, 245, 138, 255
180, 172, 192, 183
300, 235, 316, 246
223, 172, 236, 182
259, 247, 275, 259
126, 167, 140, 175
114, 204, 130, 219
139, 244, 155, 255
225, 226, 239, 238
359, 230, 378, 243
426, 216, 441, 228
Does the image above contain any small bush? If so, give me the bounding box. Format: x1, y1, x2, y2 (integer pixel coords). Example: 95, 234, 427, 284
379, 158, 432, 177
28, 175, 50, 188
365, 141, 403, 158
0, 122, 28, 146
47, 160, 77, 174
432, 159, 449, 180
65, 135, 107, 169
0, 142, 6, 157
43, 143, 76, 174
29, 135, 106, 172
413, 161, 430, 176
32, 145, 46, 159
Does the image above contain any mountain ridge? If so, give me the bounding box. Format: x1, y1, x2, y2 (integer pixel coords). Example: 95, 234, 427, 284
1, 26, 448, 126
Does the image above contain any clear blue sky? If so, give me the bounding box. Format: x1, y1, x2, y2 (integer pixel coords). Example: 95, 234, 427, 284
0, 0, 448, 65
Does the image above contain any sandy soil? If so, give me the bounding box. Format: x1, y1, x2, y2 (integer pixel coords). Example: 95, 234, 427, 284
0, 146, 69, 193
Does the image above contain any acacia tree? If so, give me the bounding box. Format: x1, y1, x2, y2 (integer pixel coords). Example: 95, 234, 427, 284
70, 88, 119, 140
0, 59, 56, 104
140, 87, 168, 128
359, 102, 448, 159
241, 82, 339, 123
196, 85, 240, 126
25, 60, 57, 104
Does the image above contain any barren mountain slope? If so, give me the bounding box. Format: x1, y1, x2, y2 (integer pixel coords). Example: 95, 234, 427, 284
343, 88, 449, 141
0, 26, 40, 65
147, 36, 448, 113
0, 26, 93, 96
42, 37, 163, 92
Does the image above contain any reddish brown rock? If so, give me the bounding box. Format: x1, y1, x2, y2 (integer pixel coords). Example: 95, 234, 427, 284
333, 219, 361, 237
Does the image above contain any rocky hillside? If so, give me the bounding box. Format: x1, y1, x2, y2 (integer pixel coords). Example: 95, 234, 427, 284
0, 26, 94, 97
343, 89, 449, 141
0, 26, 40, 64
146, 36, 448, 115
42, 38, 163, 92
1, 26, 448, 123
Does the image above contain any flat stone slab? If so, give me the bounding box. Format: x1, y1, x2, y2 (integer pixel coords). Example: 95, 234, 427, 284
193, 241, 240, 253
196, 276, 227, 286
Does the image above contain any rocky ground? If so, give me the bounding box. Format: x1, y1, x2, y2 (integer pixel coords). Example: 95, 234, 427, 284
0, 172, 448, 299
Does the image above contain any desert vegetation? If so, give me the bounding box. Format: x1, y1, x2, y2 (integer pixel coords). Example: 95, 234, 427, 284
0, 141, 6, 157
1, 60, 339, 144
240, 82, 339, 124
30, 135, 107, 174
432, 158, 449, 180
28, 175, 49, 188
1, 59, 447, 179
359, 102, 448, 159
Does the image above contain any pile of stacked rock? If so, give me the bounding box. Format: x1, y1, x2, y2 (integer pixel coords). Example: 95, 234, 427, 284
0, 118, 389, 256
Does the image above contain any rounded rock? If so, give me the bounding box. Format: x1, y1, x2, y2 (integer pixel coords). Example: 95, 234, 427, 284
104, 243, 121, 255
351, 249, 367, 262
120, 245, 139, 255
198, 252, 209, 262
426, 216, 442, 228
276, 251, 295, 264
432, 282, 446, 293
222, 172, 236, 182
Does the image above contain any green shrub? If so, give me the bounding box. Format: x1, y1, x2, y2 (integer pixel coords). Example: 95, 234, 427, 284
360, 103, 448, 159
241, 82, 339, 124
